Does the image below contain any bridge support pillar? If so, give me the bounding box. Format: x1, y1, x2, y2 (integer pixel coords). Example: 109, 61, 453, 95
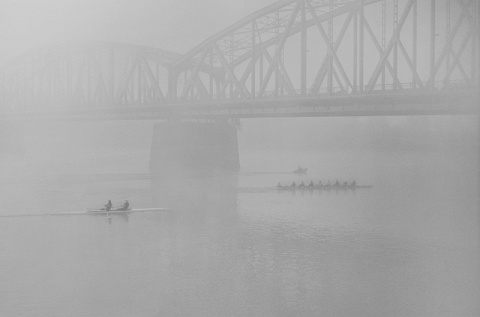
149, 121, 239, 177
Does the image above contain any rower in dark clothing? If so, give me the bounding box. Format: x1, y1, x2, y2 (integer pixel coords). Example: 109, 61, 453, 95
351, 180, 356, 186
308, 180, 314, 187
118, 200, 129, 211
103, 200, 112, 211
291, 181, 296, 187
343, 181, 348, 187
299, 181, 305, 187
334, 180, 340, 187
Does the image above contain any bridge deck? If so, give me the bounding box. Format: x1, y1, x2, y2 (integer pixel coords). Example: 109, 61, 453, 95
2, 89, 477, 121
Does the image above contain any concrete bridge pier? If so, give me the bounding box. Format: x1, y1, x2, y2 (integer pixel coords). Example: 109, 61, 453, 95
149, 121, 239, 177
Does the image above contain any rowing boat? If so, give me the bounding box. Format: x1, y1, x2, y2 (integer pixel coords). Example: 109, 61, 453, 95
0, 208, 170, 218
293, 167, 308, 174
86, 207, 170, 214
276, 185, 372, 191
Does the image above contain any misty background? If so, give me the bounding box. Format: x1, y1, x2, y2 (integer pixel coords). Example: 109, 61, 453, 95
0, 0, 272, 63
1, 0, 473, 176
0, 1, 478, 316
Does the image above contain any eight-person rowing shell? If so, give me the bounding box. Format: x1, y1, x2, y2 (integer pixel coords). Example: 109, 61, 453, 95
276, 180, 369, 190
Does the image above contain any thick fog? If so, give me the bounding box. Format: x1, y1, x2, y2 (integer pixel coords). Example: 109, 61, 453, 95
0, 0, 273, 63
0, 0, 473, 177
0, 1, 478, 316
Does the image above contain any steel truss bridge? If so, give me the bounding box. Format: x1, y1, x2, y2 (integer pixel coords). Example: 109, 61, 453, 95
0, 0, 478, 120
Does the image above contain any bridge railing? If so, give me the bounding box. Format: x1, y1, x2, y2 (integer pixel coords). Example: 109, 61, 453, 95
177, 80, 474, 102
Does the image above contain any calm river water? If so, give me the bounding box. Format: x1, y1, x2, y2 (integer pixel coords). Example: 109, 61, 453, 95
0, 146, 478, 316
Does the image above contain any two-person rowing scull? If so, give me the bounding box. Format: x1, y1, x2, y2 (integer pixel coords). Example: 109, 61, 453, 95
99, 200, 129, 212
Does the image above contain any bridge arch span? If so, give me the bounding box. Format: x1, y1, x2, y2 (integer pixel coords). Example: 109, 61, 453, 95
173, 0, 478, 102
0, 1, 478, 115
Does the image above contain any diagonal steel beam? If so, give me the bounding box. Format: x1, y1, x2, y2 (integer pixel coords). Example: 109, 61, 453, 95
306, 0, 353, 92
227, 51, 262, 99
457, 0, 476, 26
445, 29, 474, 83
363, 18, 398, 87
263, 48, 296, 95
332, 65, 345, 93
258, 1, 301, 97
90, 53, 109, 104
116, 57, 140, 103
241, 50, 263, 98
367, 0, 416, 91
427, 0, 473, 84
311, 11, 354, 93
223, 47, 264, 98
397, 39, 424, 89
142, 60, 165, 99
179, 47, 209, 100
74, 53, 91, 105
194, 77, 210, 99
213, 42, 250, 99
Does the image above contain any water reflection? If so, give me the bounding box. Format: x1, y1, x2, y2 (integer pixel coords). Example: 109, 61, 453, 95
148, 174, 241, 315
0, 150, 478, 316
150, 173, 237, 212
108, 213, 129, 224
144, 172, 469, 317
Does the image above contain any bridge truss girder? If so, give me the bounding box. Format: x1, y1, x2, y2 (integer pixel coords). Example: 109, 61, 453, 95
0, 0, 478, 115
0, 42, 184, 111
173, 0, 479, 102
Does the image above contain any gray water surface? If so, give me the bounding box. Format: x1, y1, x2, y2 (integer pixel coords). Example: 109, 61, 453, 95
0, 149, 478, 317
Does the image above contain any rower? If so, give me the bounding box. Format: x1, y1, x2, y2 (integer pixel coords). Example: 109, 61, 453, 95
343, 181, 348, 187
104, 200, 112, 211
291, 181, 296, 187
119, 200, 129, 211
335, 180, 340, 186
308, 180, 314, 187
299, 181, 305, 187
351, 180, 356, 186
326, 180, 331, 186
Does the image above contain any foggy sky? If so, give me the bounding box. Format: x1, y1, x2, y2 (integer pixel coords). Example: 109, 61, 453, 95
1, 0, 457, 86
0, 0, 274, 65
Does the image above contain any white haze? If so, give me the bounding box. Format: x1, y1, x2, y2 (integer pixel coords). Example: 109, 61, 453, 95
0, 0, 272, 63
0, 2, 477, 316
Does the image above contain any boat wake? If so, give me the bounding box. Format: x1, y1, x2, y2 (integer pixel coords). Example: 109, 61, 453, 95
0, 208, 171, 218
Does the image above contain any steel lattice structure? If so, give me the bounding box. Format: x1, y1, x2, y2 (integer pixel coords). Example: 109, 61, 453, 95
174, 0, 478, 100
0, 0, 478, 119
0, 42, 182, 111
